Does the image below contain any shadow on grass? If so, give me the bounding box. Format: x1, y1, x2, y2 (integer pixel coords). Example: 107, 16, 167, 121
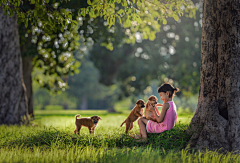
2, 123, 190, 151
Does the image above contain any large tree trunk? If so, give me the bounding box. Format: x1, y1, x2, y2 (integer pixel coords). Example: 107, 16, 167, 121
187, 0, 240, 152
0, 7, 29, 125
22, 55, 34, 118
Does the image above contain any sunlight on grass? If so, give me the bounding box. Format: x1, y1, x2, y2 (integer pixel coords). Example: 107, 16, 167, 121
35, 110, 108, 116
2, 110, 237, 163
33, 111, 193, 133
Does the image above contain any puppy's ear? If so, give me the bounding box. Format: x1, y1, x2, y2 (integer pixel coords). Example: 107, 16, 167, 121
98, 116, 102, 120
136, 100, 141, 104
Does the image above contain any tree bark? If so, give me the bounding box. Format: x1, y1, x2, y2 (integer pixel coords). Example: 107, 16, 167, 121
187, 0, 240, 152
22, 55, 34, 118
0, 7, 29, 125
80, 95, 88, 110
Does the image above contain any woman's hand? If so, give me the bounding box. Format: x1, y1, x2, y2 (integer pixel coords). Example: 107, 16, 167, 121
149, 104, 155, 111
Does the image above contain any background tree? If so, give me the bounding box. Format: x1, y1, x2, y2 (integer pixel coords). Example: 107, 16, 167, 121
67, 57, 102, 110
90, 5, 202, 103
19, 0, 137, 117
16, 0, 121, 117
0, 7, 28, 124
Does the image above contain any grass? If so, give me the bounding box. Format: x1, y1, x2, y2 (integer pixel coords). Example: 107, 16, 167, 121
1, 110, 239, 162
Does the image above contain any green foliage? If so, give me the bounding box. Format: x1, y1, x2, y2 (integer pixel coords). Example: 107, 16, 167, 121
15, 0, 82, 93
33, 80, 78, 110
66, 53, 121, 109
1, 0, 75, 31
1, 0, 197, 95
90, 1, 202, 100
78, 0, 197, 43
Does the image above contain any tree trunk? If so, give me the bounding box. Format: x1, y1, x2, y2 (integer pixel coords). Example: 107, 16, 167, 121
0, 7, 29, 125
187, 0, 240, 152
80, 96, 88, 110
22, 55, 34, 118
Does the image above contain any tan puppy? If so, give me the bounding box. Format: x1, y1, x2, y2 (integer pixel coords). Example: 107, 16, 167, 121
74, 114, 102, 135
120, 99, 145, 134
144, 95, 158, 121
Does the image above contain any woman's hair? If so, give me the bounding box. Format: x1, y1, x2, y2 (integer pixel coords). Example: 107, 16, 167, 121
157, 83, 180, 98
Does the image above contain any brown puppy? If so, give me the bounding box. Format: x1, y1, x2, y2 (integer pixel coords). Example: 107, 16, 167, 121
120, 99, 145, 134
144, 95, 158, 121
74, 114, 102, 135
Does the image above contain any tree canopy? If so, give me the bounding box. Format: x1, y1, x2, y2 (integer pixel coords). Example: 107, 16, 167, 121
1, 0, 196, 44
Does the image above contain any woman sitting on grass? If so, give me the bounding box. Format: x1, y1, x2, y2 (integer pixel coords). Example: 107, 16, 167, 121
132, 83, 179, 142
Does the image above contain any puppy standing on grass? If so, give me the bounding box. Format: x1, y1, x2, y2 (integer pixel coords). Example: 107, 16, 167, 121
74, 114, 102, 135
144, 95, 162, 121
120, 99, 145, 134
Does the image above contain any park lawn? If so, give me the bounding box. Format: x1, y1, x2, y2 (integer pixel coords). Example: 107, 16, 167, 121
0, 110, 239, 163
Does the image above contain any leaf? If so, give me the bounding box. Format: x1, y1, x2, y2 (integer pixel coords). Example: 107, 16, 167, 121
135, 15, 142, 23
117, 9, 124, 15
72, 20, 78, 25
25, 18, 29, 28
34, 9, 38, 17
87, 0, 92, 5
173, 14, 179, 21
104, 15, 108, 20
82, 9, 86, 17
60, 27, 64, 32
116, 15, 122, 24
149, 32, 156, 41
157, 18, 163, 25
9, 10, 13, 17
60, 9, 66, 15
125, 18, 131, 27
107, 17, 110, 26
163, 18, 167, 25
30, 0, 35, 4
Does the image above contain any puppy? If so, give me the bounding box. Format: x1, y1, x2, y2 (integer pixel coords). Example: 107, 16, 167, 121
120, 99, 145, 134
74, 114, 102, 135
144, 95, 158, 121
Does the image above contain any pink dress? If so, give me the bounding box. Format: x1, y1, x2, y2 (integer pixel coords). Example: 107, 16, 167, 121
146, 101, 177, 133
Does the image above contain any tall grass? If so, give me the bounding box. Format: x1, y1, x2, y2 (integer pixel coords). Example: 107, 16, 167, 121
1, 145, 240, 163
1, 112, 239, 162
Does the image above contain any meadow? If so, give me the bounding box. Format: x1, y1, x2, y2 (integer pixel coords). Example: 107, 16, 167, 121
1, 110, 240, 163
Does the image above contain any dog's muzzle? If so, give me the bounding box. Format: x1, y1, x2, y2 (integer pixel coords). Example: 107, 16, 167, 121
94, 120, 98, 124
141, 104, 145, 108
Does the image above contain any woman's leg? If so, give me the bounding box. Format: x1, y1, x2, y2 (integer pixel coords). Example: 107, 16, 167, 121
137, 117, 149, 140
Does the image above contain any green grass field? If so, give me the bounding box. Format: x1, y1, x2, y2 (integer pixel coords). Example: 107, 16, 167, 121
1, 110, 239, 163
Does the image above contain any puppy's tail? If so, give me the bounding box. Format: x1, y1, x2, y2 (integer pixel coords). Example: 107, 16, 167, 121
75, 114, 81, 121
120, 120, 126, 127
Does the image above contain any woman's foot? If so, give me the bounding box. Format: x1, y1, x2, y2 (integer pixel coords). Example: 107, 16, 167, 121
129, 134, 141, 139
135, 137, 147, 142
130, 134, 147, 142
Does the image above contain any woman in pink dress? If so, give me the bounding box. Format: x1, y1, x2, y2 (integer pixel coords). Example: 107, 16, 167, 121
132, 83, 179, 142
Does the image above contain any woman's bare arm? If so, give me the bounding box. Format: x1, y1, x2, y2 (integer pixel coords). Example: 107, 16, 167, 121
150, 103, 169, 123
156, 103, 163, 107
